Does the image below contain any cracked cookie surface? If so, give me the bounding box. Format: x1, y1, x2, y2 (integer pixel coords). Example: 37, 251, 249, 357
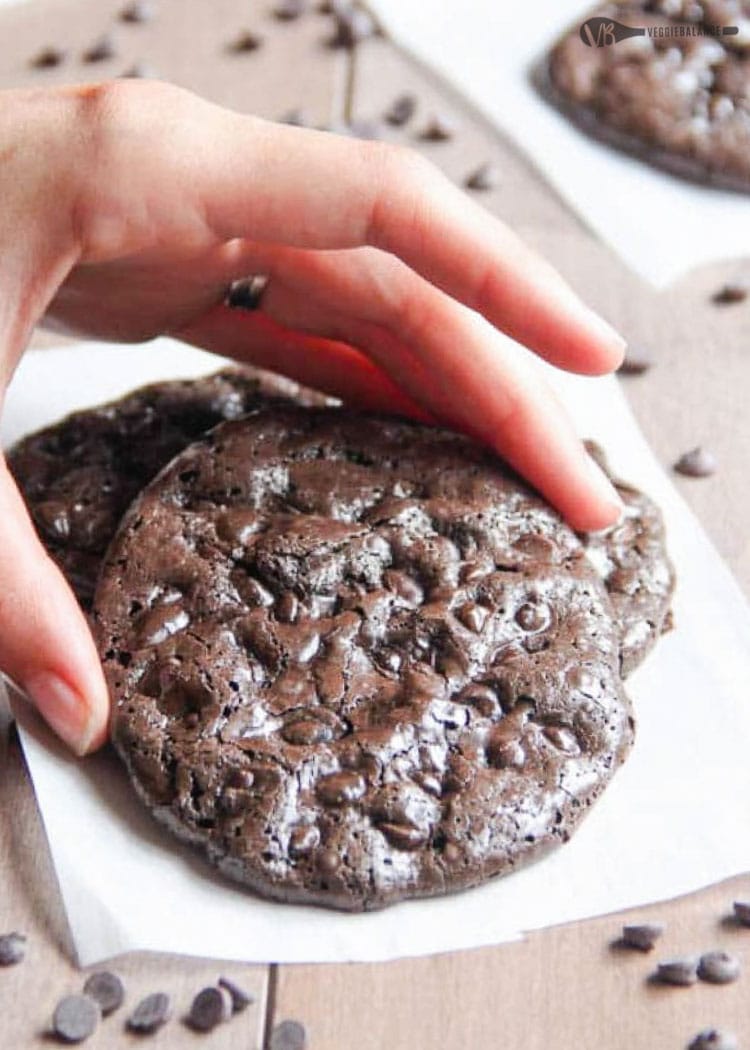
8, 367, 333, 607
94, 407, 634, 910
583, 442, 675, 674
8, 375, 673, 675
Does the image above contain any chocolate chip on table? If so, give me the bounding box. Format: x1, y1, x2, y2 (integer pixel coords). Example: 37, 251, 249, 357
621, 922, 664, 951
464, 162, 499, 191
697, 950, 741, 984
0, 932, 26, 966
689, 1030, 739, 1050
617, 344, 653, 376
733, 900, 750, 926
655, 957, 698, 986
327, 4, 376, 48
218, 976, 255, 1012
119, 0, 156, 22
229, 30, 263, 53
52, 994, 100, 1044
126, 992, 171, 1034
82, 971, 124, 1016
712, 281, 747, 305
384, 93, 417, 127
419, 114, 457, 142
187, 986, 232, 1032
674, 447, 717, 478
83, 34, 116, 62
31, 46, 67, 69
274, 0, 307, 20
270, 1019, 308, 1050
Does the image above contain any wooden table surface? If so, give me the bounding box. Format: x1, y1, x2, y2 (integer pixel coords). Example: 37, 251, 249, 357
1, 2, 749, 1047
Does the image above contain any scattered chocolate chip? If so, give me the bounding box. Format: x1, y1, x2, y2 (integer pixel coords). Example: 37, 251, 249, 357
120, 61, 156, 78
621, 922, 664, 951
464, 162, 498, 191
127, 992, 171, 1034
655, 957, 698, 986
712, 281, 747, 305
733, 899, 750, 926
82, 971, 124, 1016
31, 46, 67, 69
327, 4, 376, 48
274, 0, 307, 19
0, 932, 26, 966
280, 108, 307, 126
120, 0, 156, 22
674, 447, 717, 478
52, 995, 100, 1044
385, 93, 416, 127
218, 976, 254, 1012
419, 114, 456, 142
617, 344, 653, 375
689, 1030, 738, 1050
83, 34, 116, 62
270, 1018, 308, 1050
697, 950, 741, 984
187, 986, 232, 1032
229, 30, 263, 53
226, 275, 268, 311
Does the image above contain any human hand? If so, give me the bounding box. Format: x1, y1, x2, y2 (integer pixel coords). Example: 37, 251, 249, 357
0, 80, 625, 755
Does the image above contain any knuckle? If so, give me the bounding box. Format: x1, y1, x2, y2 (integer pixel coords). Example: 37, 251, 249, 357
70, 78, 184, 168
362, 141, 434, 247
66, 79, 192, 259
370, 139, 431, 183
366, 258, 428, 339
368, 141, 434, 205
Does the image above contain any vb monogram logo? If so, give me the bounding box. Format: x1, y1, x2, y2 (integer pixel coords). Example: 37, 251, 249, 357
579, 18, 645, 46
579, 15, 739, 47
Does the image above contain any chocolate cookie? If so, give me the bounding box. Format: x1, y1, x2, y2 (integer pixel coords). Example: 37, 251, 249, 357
537, 1, 750, 193
94, 407, 634, 910
9, 371, 672, 678
583, 442, 675, 675
7, 367, 333, 607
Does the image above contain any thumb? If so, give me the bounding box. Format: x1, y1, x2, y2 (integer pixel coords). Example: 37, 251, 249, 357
0, 455, 109, 755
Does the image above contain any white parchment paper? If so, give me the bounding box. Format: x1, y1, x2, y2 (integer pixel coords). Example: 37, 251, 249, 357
370, 0, 750, 287
2, 338, 750, 967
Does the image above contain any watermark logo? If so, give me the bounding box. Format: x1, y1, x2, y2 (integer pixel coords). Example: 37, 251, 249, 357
579, 15, 739, 47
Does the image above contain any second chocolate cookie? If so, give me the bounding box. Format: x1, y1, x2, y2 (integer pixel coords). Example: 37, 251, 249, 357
94, 407, 634, 911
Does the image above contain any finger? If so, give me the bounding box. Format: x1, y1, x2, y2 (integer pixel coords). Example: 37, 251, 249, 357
176, 306, 433, 421
197, 118, 624, 373
0, 458, 109, 755
84, 82, 624, 374
179, 279, 622, 531
215, 244, 622, 529
202, 122, 625, 375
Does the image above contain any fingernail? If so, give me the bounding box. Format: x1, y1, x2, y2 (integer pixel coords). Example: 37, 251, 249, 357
23, 671, 95, 756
